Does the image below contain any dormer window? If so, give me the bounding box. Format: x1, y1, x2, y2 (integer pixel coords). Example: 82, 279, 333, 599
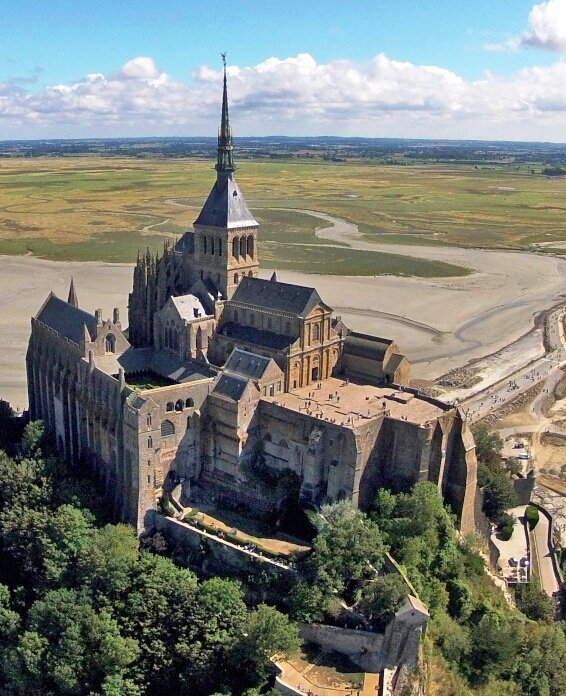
105, 334, 116, 353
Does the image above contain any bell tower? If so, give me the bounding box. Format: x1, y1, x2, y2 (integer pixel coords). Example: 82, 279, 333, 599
193, 54, 259, 301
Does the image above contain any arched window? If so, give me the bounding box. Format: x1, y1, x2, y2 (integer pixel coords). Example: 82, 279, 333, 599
247, 235, 254, 258
185, 397, 194, 408
202, 237, 207, 254
161, 420, 175, 437
211, 238, 215, 255
166, 402, 174, 412
232, 238, 239, 258
234, 272, 239, 285
234, 310, 239, 323
175, 399, 184, 412
313, 324, 320, 341
240, 236, 246, 257
146, 415, 152, 427
200, 270, 204, 280
196, 326, 203, 351
105, 334, 116, 353
218, 239, 222, 256
148, 436, 153, 448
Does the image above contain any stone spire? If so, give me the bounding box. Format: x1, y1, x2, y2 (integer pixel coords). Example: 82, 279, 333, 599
215, 52, 235, 176
67, 277, 78, 307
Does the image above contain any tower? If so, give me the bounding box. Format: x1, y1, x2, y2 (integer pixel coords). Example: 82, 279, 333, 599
193, 54, 259, 301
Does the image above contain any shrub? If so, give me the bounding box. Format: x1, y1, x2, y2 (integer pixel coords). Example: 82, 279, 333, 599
525, 505, 539, 530
497, 513, 515, 541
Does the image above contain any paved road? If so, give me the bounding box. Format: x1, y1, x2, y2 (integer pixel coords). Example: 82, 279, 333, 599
532, 513, 560, 597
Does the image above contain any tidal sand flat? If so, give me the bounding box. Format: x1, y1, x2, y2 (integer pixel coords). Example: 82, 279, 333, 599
2, 239, 566, 407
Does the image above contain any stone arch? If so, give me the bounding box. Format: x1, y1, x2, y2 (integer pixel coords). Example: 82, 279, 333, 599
161, 420, 175, 437
234, 272, 239, 286
232, 237, 239, 258
247, 235, 254, 258
175, 399, 184, 412
105, 334, 116, 353
239, 236, 246, 257
166, 402, 174, 412
186, 397, 194, 408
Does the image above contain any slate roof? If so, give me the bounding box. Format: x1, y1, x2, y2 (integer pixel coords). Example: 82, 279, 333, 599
231, 276, 321, 318
343, 332, 392, 362
224, 348, 272, 380
95, 348, 216, 384
35, 293, 97, 345
175, 231, 195, 254
171, 294, 207, 321
212, 373, 250, 401
194, 174, 257, 230
220, 322, 296, 351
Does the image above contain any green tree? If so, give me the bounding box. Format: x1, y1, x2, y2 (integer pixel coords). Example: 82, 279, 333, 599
357, 574, 407, 630
20, 420, 46, 459
236, 604, 300, 686
482, 473, 518, 521
514, 583, 555, 623
513, 622, 566, 696
472, 424, 503, 467
311, 503, 386, 593
287, 582, 328, 623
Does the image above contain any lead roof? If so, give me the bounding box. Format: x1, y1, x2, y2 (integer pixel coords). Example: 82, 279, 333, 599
35, 293, 97, 345
194, 175, 257, 230
231, 276, 321, 317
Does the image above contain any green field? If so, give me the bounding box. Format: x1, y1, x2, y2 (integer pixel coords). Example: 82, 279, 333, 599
0, 156, 564, 275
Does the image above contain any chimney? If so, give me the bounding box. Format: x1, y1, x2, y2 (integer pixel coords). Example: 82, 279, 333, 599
95, 308, 102, 325
113, 307, 121, 329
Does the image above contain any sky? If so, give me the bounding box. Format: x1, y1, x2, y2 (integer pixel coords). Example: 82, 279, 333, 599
1, 0, 566, 141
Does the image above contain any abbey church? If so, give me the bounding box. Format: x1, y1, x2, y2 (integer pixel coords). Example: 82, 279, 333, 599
27, 64, 478, 533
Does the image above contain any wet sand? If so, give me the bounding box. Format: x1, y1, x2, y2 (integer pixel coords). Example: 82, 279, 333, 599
2, 223, 566, 409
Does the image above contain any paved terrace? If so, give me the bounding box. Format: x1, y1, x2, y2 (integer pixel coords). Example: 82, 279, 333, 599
264, 377, 449, 429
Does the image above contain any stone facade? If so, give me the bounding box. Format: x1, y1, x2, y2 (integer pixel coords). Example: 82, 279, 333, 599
26, 64, 478, 534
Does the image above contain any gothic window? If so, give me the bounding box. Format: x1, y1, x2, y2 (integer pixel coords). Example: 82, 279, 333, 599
234, 310, 239, 323
313, 324, 320, 341
166, 402, 174, 412
218, 239, 222, 256
148, 436, 153, 449
247, 235, 254, 258
234, 272, 239, 285
232, 237, 239, 258
211, 238, 215, 255
161, 420, 175, 437
200, 270, 204, 280
196, 326, 203, 351
186, 398, 194, 408
175, 399, 184, 412
105, 334, 116, 353
239, 236, 246, 257
202, 237, 207, 254
269, 385, 275, 396
146, 415, 152, 427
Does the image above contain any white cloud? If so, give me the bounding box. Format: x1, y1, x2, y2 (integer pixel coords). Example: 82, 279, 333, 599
522, 0, 566, 51
1, 53, 566, 141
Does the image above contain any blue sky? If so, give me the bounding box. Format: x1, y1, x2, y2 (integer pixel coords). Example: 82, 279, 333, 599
1, 0, 566, 140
